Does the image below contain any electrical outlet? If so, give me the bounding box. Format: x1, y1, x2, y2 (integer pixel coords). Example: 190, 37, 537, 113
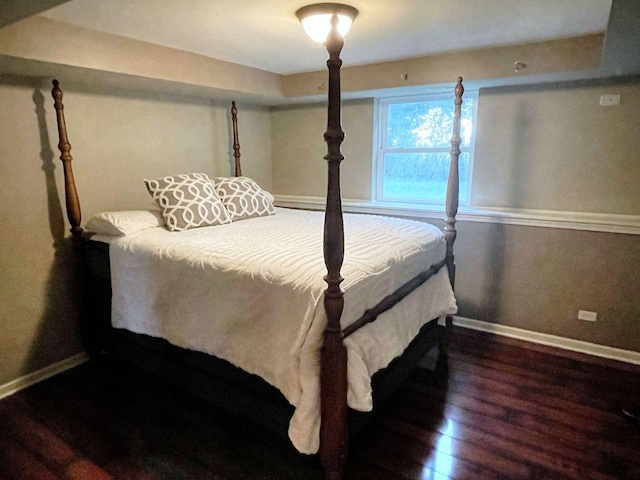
599, 94, 620, 106
578, 310, 597, 322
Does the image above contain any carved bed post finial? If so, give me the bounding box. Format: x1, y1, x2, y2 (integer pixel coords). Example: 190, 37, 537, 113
440, 76, 464, 356
319, 14, 348, 480
51, 79, 83, 241
231, 101, 242, 177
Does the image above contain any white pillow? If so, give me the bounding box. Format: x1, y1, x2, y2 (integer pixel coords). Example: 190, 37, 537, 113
213, 176, 276, 221
262, 190, 275, 204
85, 210, 165, 236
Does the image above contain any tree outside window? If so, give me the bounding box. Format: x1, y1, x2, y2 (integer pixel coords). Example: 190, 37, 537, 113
376, 92, 476, 204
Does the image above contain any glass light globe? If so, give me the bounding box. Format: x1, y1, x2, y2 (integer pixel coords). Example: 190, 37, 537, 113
301, 13, 354, 43
295, 4, 358, 43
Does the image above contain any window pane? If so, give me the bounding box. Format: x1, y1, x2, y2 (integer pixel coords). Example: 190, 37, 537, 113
386, 99, 474, 148
382, 152, 469, 202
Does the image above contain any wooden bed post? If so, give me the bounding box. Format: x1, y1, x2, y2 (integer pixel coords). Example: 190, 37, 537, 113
441, 76, 464, 355
230, 101, 242, 177
319, 15, 348, 480
51, 80, 83, 241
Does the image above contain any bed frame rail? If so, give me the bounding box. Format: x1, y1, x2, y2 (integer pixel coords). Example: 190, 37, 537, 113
342, 259, 447, 339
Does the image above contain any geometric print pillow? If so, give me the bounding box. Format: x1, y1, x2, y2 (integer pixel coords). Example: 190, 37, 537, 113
144, 173, 232, 232
213, 176, 276, 221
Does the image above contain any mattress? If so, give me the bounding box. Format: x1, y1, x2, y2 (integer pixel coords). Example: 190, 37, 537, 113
107, 207, 457, 453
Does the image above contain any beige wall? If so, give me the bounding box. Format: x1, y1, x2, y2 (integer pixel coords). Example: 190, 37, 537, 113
0, 80, 78, 385
0, 76, 271, 385
59, 84, 272, 219
282, 35, 604, 98
473, 80, 640, 214
396, 216, 640, 352
454, 221, 640, 352
269, 77, 640, 352
271, 99, 373, 200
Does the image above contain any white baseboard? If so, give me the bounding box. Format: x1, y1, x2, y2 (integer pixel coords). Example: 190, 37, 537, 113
0, 352, 89, 401
453, 316, 640, 365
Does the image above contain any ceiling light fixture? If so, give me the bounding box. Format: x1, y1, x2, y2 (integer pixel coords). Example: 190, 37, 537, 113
295, 3, 359, 43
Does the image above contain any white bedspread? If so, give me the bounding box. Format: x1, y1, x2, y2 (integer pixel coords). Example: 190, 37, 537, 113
109, 208, 457, 453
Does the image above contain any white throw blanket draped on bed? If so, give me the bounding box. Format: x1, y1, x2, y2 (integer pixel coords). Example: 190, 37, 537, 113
108, 208, 457, 453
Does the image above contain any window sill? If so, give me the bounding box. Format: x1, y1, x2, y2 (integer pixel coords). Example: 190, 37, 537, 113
273, 195, 640, 235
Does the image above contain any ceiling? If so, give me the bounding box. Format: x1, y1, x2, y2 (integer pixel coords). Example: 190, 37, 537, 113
39, 0, 613, 75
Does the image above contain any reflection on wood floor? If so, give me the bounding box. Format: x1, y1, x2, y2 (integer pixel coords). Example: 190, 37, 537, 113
1, 327, 639, 479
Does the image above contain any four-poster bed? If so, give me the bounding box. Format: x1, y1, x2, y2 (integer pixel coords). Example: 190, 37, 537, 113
50, 18, 464, 479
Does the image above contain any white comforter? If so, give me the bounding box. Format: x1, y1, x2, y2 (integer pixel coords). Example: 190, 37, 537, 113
109, 208, 457, 453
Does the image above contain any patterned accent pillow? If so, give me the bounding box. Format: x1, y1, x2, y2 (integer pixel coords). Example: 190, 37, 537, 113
144, 173, 232, 231
213, 177, 276, 221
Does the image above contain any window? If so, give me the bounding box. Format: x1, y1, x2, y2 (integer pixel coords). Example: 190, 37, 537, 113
375, 91, 476, 205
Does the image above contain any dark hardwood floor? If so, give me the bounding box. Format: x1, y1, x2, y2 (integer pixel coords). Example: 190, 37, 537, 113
1, 327, 639, 480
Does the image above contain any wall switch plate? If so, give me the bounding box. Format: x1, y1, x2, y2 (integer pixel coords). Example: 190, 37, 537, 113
599, 94, 620, 106
578, 310, 597, 322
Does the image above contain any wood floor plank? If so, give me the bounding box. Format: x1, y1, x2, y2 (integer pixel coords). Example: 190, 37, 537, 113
356, 424, 505, 480
394, 395, 635, 477
64, 460, 114, 480
362, 420, 534, 479
0, 437, 62, 480
408, 375, 629, 441
451, 334, 640, 391
421, 361, 623, 420
1, 328, 638, 479
380, 410, 624, 480
0, 399, 80, 470
402, 370, 640, 474
445, 350, 639, 411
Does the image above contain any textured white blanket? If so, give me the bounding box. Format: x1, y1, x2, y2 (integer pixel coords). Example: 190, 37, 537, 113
109, 208, 457, 453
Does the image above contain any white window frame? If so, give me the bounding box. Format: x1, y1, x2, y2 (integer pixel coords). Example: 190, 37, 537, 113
373, 90, 478, 206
